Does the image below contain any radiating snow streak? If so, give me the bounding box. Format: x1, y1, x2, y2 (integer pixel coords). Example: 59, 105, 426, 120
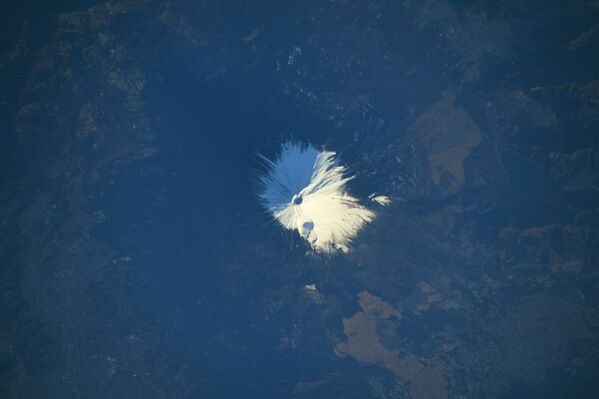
370, 194, 392, 206
258, 143, 384, 253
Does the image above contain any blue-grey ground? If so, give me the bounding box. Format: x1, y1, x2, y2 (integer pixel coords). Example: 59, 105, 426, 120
1, 1, 599, 398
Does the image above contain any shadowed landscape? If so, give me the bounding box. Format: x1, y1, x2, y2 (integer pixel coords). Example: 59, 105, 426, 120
1, 1, 599, 398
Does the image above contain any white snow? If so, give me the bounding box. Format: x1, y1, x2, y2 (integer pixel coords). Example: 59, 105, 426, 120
304, 283, 317, 291
369, 194, 391, 206
257, 142, 388, 253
